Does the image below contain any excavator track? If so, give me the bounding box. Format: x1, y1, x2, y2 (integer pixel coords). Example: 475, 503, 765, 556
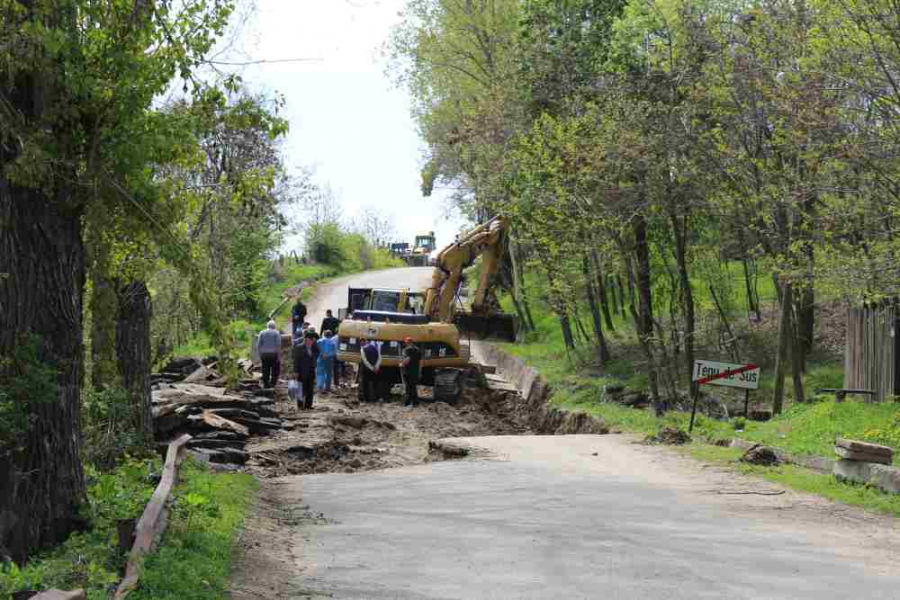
433, 369, 462, 404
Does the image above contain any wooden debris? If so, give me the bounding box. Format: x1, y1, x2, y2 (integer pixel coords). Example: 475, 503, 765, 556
232, 416, 286, 435
191, 447, 249, 464
30, 591, 86, 600
187, 438, 248, 450
114, 434, 191, 599
195, 411, 250, 438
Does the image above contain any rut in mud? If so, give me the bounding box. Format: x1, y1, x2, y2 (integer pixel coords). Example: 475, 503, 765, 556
242, 376, 529, 477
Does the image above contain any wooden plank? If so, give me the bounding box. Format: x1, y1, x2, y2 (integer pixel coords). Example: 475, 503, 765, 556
199, 411, 250, 437
114, 434, 192, 600
31, 591, 86, 600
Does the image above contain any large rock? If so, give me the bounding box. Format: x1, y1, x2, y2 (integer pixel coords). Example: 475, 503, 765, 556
834, 459, 900, 494
740, 445, 781, 466
835, 438, 893, 461
834, 446, 892, 465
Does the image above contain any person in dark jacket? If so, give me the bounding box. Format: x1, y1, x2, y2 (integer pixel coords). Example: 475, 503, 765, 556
400, 336, 422, 408
292, 331, 320, 409
291, 297, 307, 338
320, 309, 340, 337
359, 338, 382, 402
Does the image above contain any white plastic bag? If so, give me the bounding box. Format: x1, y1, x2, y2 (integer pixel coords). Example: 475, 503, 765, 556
288, 379, 299, 401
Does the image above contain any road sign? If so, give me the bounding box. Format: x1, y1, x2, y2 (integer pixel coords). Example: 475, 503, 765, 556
692, 360, 760, 390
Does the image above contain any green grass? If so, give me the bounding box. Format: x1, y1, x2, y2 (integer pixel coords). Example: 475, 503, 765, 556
0, 459, 257, 600
129, 461, 258, 600
557, 382, 900, 466
684, 444, 900, 517
1, 457, 160, 599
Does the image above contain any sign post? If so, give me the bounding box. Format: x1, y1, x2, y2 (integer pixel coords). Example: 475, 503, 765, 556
689, 360, 761, 432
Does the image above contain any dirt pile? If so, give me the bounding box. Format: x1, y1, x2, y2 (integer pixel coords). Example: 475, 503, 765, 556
645, 426, 691, 446
740, 444, 781, 466
243, 381, 529, 477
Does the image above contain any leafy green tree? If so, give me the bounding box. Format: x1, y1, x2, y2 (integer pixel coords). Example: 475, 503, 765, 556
0, 0, 234, 562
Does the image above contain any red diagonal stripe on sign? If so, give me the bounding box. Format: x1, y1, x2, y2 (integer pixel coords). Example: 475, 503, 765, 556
697, 364, 758, 385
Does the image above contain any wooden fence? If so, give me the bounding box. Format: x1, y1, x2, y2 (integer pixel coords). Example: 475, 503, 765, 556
844, 301, 900, 402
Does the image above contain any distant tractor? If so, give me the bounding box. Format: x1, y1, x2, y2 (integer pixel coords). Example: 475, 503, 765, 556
409, 232, 436, 266
389, 232, 437, 266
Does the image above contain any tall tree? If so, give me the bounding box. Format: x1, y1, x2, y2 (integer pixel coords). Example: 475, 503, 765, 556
0, 0, 234, 562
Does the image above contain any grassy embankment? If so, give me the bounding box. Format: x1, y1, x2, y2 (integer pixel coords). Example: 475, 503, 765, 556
172, 262, 336, 358
496, 261, 900, 515
0, 459, 257, 599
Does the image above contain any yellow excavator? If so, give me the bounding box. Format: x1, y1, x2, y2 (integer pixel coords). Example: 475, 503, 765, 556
336, 216, 516, 401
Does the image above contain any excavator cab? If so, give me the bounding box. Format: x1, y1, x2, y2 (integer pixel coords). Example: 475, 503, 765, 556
338, 287, 425, 319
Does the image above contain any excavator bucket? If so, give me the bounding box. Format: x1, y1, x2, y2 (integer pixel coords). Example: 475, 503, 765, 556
455, 311, 518, 343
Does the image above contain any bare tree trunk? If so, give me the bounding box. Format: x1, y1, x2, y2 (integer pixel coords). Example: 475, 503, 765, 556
0, 180, 87, 563
615, 274, 626, 317
671, 212, 696, 393
559, 314, 576, 350
609, 275, 620, 320
509, 235, 536, 331
632, 217, 662, 413
583, 256, 611, 363
772, 275, 792, 415
89, 265, 117, 391
590, 250, 615, 332
742, 258, 760, 320
116, 281, 153, 440
800, 286, 814, 357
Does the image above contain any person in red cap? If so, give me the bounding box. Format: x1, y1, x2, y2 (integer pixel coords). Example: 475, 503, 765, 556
400, 336, 422, 407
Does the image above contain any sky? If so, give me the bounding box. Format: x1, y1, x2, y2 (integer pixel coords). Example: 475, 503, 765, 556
231, 0, 467, 253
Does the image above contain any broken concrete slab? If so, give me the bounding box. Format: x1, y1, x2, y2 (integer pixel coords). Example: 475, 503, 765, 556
834, 446, 892, 465
192, 447, 249, 464
834, 459, 900, 494
835, 438, 893, 458
188, 438, 248, 450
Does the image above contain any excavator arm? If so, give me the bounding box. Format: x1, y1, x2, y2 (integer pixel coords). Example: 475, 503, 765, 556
424, 216, 517, 341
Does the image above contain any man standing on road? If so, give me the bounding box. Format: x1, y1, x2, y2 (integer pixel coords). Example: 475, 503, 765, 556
257, 320, 282, 389
359, 338, 382, 402
291, 296, 307, 338
293, 331, 320, 409
317, 330, 337, 393
321, 309, 344, 387
401, 336, 421, 408
321, 309, 340, 338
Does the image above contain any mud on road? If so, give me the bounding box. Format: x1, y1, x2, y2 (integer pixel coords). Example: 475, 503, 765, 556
242, 375, 529, 478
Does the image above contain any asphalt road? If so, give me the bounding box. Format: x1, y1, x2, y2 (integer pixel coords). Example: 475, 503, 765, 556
304, 267, 433, 333
238, 268, 900, 599
290, 435, 900, 600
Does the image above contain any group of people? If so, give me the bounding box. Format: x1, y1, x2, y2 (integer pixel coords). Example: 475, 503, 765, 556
255, 296, 346, 411
257, 295, 424, 410
357, 336, 422, 408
